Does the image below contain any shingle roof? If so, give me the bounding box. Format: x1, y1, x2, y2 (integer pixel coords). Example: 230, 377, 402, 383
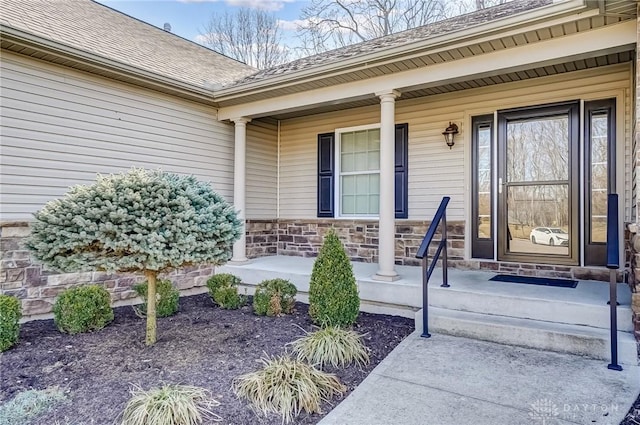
0, 0, 256, 89
231, 0, 553, 87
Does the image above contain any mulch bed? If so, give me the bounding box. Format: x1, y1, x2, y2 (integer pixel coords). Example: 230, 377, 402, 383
622, 396, 640, 425
0, 293, 414, 424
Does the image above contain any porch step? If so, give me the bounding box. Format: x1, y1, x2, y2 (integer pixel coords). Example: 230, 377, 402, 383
426, 282, 633, 332
415, 307, 638, 365
222, 260, 632, 332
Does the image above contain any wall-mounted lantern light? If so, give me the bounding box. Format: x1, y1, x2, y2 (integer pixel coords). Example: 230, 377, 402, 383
442, 122, 459, 149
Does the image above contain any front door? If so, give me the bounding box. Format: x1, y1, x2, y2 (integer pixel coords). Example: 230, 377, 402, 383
497, 102, 580, 265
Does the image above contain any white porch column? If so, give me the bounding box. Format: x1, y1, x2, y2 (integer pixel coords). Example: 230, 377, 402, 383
373, 90, 400, 281
231, 117, 251, 263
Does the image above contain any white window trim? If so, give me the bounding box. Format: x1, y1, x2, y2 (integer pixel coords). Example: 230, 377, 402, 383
335, 123, 381, 219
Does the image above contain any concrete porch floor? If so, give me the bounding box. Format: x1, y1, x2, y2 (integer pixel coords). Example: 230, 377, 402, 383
219, 255, 637, 364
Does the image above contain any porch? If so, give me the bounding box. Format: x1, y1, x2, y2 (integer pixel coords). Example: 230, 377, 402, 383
218, 255, 638, 365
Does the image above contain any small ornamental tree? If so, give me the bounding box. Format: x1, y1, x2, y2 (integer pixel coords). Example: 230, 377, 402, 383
26, 169, 241, 345
308, 230, 360, 327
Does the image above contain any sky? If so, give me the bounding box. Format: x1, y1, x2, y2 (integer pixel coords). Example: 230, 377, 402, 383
97, 0, 308, 45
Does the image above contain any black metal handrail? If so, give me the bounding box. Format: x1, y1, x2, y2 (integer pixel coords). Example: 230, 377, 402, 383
415, 196, 450, 338
606, 193, 622, 371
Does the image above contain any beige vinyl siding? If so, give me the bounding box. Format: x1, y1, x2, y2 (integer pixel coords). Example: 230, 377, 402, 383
280, 108, 379, 219
0, 52, 235, 221
279, 63, 632, 221
246, 120, 277, 219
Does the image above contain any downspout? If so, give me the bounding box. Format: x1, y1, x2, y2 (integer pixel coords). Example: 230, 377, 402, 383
276, 120, 281, 256
277, 120, 281, 219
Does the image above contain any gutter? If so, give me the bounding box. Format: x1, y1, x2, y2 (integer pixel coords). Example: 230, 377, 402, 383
213, 0, 591, 100
0, 25, 218, 105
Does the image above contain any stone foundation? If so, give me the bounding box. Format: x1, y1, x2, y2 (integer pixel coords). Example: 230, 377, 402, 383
246, 219, 278, 258
246, 219, 618, 282
1, 222, 214, 318
273, 219, 465, 266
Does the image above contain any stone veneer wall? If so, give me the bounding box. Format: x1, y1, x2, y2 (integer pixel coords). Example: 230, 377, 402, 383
245, 219, 279, 258
246, 219, 620, 282
274, 219, 464, 266
0, 222, 214, 318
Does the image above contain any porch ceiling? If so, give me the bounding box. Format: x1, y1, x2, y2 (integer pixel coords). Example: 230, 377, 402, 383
268, 49, 634, 120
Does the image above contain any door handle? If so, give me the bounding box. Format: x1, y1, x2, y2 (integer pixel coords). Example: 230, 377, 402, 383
498, 177, 503, 194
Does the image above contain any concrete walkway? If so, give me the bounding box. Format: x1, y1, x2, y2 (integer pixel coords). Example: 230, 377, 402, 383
320, 332, 640, 425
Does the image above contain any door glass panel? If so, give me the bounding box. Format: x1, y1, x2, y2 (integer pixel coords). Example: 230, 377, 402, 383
590, 113, 608, 243
477, 125, 491, 239
507, 185, 569, 255
504, 114, 570, 258
507, 116, 569, 182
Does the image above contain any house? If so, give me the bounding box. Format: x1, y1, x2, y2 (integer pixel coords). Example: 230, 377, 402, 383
1, 0, 639, 348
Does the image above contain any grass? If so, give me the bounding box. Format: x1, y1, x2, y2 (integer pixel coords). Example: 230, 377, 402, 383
289, 326, 370, 369
0, 387, 67, 425
232, 355, 346, 424
121, 385, 221, 425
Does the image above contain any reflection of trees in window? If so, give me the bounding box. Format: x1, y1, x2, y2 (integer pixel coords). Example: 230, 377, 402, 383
590, 113, 608, 242
506, 115, 569, 235
477, 126, 491, 238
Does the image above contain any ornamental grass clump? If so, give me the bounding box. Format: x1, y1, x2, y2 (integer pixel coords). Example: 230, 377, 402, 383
206, 273, 244, 310
53, 285, 113, 334
0, 295, 21, 352
290, 326, 369, 369
232, 355, 346, 424
252, 278, 297, 317
0, 387, 67, 425
121, 385, 221, 425
133, 279, 179, 318
26, 168, 241, 345
308, 230, 360, 327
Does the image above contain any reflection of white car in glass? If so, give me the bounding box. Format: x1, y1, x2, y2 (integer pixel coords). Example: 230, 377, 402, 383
530, 227, 569, 246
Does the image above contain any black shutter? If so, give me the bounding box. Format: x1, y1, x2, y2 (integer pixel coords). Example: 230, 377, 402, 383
395, 123, 409, 219
317, 133, 335, 217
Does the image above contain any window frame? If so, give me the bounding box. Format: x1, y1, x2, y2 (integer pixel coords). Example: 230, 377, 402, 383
471, 115, 494, 259
584, 98, 616, 266
334, 123, 382, 218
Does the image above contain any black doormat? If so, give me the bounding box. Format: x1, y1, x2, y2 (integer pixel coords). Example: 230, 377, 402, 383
489, 274, 578, 288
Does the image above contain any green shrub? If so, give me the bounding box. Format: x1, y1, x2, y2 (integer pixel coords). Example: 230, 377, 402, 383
122, 385, 220, 425
252, 278, 297, 316
0, 295, 21, 352
232, 355, 346, 424
53, 285, 113, 334
290, 326, 369, 369
308, 230, 360, 327
206, 273, 244, 310
133, 279, 179, 318
0, 387, 67, 425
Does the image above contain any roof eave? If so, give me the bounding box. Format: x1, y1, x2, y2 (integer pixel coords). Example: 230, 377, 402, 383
0, 24, 218, 106
214, 0, 590, 100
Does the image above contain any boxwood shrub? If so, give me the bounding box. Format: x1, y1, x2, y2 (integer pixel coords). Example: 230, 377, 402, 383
253, 278, 297, 317
206, 273, 244, 310
308, 230, 359, 327
53, 285, 113, 334
0, 295, 21, 352
133, 279, 179, 318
